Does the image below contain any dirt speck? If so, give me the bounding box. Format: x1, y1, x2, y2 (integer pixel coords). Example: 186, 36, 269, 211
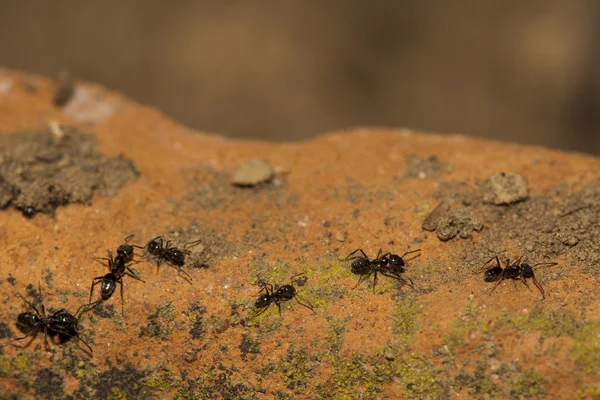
0, 124, 138, 217
482, 172, 528, 205
436, 207, 483, 241
231, 158, 274, 187
404, 154, 444, 179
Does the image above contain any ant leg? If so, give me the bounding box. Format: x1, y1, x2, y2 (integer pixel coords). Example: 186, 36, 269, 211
352, 274, 371, 290
381, 271, 415, 291
530, 276, 546, 300
478, 256, 501, 273
88, 277, 103, 303
276, 301, 282, 317
176, 267, 193, 284
294, 296, 315, 314
183, 239, 203, 251
15, 293, 42, 316
42, 327, 52, 352
531, 262, 558, 269
119, 279, 125, 316
372, 271, 379, 293
125, 267, 145, 282
75, 301, 100, 319
376, 249, 383, 259
51, 324, 93, 354
76, 334, 93, 353
344, 249, 369, 261
400, 249, 421, 258
290, 272, 308, 286
1, 326, 41, 348
406, 276, 416, 290
123, 234, 135, 243
249, 304, 271, 321
489, 268, 507, 296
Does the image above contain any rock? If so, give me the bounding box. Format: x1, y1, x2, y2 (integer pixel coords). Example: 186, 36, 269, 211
231, 158, 274, 187
482, 172, 528, 205
435, 207, 483, 241
422, 200, 451, 231
1, 69, 599, 399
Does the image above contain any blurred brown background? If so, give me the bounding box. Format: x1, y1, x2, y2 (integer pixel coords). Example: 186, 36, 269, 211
1, 1, 599, 153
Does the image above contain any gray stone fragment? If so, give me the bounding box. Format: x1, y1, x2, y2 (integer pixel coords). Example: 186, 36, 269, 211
482, 172, 528, 205
231, 159, 274, 187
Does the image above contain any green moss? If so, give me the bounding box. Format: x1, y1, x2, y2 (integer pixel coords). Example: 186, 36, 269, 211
392, 294, 421, 345
571, 321, 600, 374
508, 370, 547, 399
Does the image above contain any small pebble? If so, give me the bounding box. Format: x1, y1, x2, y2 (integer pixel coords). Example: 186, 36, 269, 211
482, 172, 528, 205
335, 232, 346, 242
231, 159, 275, 187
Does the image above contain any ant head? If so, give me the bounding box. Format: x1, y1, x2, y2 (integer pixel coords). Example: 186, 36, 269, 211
389, 254, 405, 267
117, 244, 134, 260
17, 312, 40, 330
147, 239, 163, 254
521, 264, 534, 278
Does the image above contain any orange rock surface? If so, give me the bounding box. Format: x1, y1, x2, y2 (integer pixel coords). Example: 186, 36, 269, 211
1, 69, 599, 399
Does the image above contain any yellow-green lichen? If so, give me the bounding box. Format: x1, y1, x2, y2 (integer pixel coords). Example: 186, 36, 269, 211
508, 370, 547, 399
392, 294, 421, 345
278, 344, 316, 394
571, 321, 600, 374
323, 316, 350, 354
318, 354, 384, 399
517, 306, 579, 337
387, 352, 448, 400
11, 352, 34, 375
579, 382, 600, 399
441, 300, 488, 354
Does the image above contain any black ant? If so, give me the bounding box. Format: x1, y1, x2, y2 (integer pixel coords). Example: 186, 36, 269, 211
90, 249, 145, 314
1, 287, 93, 353
136, 236, 202, 283
344, 248, 421, 292
480, 256, 557, 299
250, 274, 315, 320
